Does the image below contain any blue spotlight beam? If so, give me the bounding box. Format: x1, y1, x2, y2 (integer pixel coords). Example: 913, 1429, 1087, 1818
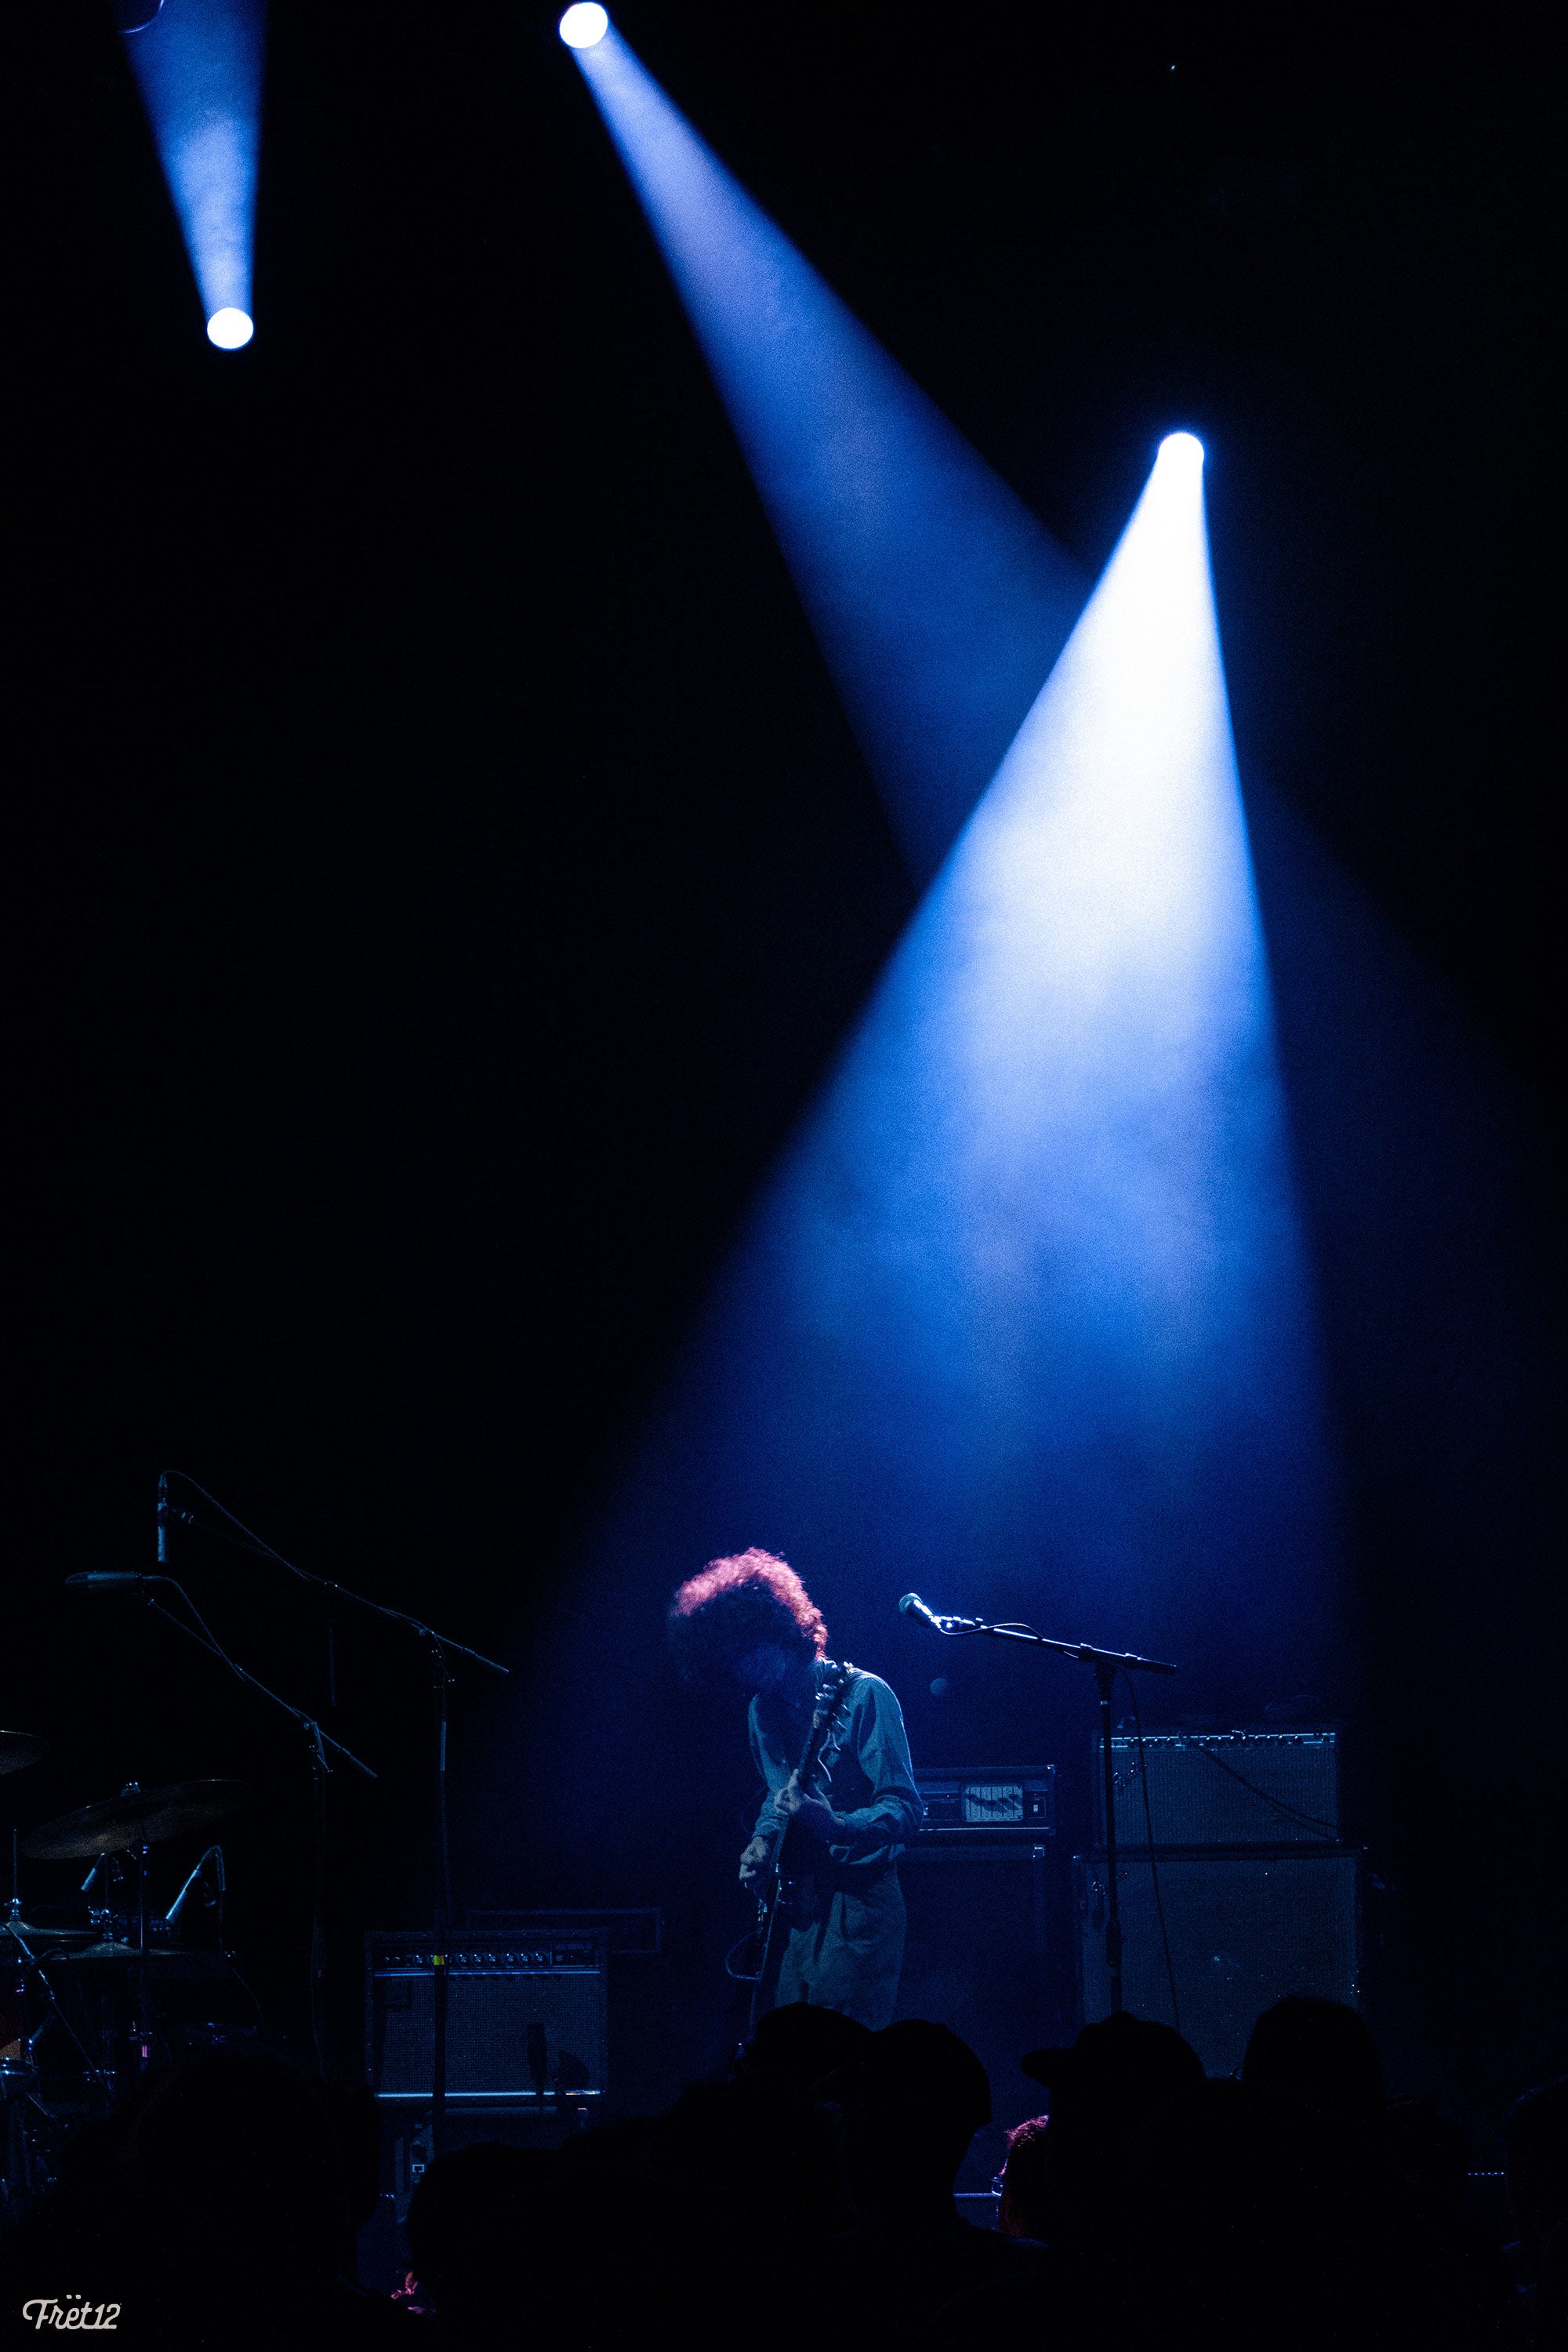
124, 0, 267, 340
557, 437, 1338, 1695
572, 29, 1084, 874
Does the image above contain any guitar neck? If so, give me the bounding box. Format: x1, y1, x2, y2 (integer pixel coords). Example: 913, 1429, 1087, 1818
791, 1666, 847, 1798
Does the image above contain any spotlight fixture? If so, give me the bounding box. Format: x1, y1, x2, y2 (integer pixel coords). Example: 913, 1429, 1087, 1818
206, 307, 254, 350
1158, 431, 1205, 466
559, 4, 609, 45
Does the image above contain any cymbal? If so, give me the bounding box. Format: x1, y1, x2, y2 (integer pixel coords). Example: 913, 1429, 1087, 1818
0, 1918, 96, 1945
0, 1732, 47, 1777
21, 1780, 249, 1863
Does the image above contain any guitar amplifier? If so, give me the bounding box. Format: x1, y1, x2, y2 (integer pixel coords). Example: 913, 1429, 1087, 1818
365, 1933, 608, 2107
1095, 1731, 1338, 1847
1075, 1848, 1360, 2077
914, 1766, 1056, 1841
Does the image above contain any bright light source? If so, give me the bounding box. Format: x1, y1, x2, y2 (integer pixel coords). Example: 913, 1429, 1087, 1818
559, 3, 608, 45
206, 307, 253, 350
1158, 430, 1205, 467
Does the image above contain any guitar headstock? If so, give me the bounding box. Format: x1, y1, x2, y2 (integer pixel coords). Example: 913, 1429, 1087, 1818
812, 1661, 851, 1723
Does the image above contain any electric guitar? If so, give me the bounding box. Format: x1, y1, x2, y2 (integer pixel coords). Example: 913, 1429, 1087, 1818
743, 1662, 851, 2024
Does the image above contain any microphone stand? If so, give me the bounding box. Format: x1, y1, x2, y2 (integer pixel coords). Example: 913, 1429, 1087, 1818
110, 1575, 377, 2072
158, 1475, 508, 2153
906, 1602, 1175, 2016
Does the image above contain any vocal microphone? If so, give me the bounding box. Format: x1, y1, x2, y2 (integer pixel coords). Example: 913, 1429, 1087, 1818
898, 1592, 946, 1632
65, 1572, 160, 1592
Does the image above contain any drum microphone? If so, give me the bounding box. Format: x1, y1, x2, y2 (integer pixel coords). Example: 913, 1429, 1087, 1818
165, 1845, 223, 1926
64, 1572, 163, 1592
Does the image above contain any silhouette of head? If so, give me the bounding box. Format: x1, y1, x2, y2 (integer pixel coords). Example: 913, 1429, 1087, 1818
826, 2019, 991, 2212
739, 2001, 873, 2097
314, 2076, 383, 2239
132, 2052, 347, 2275
1124, 2076, 1344, 2350
1507, 2077, 1568, 2252
408, 2143, 564, 2323
1022, 2010, 1203, 2127
1016, 2012, 1204, 2256
1383, 2093, 1468, 2210
1241, 1996, 1382, 2119
997, 2114, 1051, 2241
655, 2077, 842, 2238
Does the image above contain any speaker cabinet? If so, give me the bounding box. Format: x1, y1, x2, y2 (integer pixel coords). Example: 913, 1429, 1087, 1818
1074, 1848, 1360, 2077
897, 1842, 1073, 2134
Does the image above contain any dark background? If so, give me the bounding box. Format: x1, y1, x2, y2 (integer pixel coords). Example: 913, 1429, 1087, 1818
9, 0, 1563, 2151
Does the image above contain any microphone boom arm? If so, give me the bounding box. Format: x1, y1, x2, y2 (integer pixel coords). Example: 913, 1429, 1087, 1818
902, 1592, 1175, 1675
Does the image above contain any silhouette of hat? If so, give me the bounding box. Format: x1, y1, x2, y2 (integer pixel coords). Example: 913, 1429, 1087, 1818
1020, 2012, 1203, 2107
817, 2018, 992, 2132
869, 2020, 992, 2129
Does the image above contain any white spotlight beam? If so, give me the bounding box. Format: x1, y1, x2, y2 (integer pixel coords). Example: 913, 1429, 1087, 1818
569, 27, 1083, 873
575, 436, 1337, 1679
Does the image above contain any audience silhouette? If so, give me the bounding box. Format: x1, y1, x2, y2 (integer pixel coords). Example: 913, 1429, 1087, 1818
1508, 2078, 1568, 2350
0, 2005, 1558, 2350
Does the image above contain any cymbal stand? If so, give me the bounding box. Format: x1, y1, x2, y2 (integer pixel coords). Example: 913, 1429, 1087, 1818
3, 1849, 113, 2210
133, 1832, 151, 2076
2, 1925, 114, 2103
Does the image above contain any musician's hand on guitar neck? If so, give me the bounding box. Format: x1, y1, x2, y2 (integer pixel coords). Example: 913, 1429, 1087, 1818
773, 1784, 840, 1840
739, 1837, 772, 1887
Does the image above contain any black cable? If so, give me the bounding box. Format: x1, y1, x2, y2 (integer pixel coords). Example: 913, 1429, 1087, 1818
140, 1589, 372, 1774
1121, 1671, 1182, 2040
159, 1577, 242, 1674
165, 1470, 505, 1670
164, 1472, 295, 1573
723, 1929, 763, 1984
223, 1955, 270, 2035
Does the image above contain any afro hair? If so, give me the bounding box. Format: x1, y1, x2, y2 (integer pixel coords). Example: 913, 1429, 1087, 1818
667, 1548, 828, 1686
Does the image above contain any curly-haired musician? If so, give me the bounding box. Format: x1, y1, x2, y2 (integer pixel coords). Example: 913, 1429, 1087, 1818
669, 1548, 923, 2031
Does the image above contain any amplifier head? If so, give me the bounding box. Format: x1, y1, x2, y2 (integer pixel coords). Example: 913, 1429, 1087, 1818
915, 1767, 1056, 1836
